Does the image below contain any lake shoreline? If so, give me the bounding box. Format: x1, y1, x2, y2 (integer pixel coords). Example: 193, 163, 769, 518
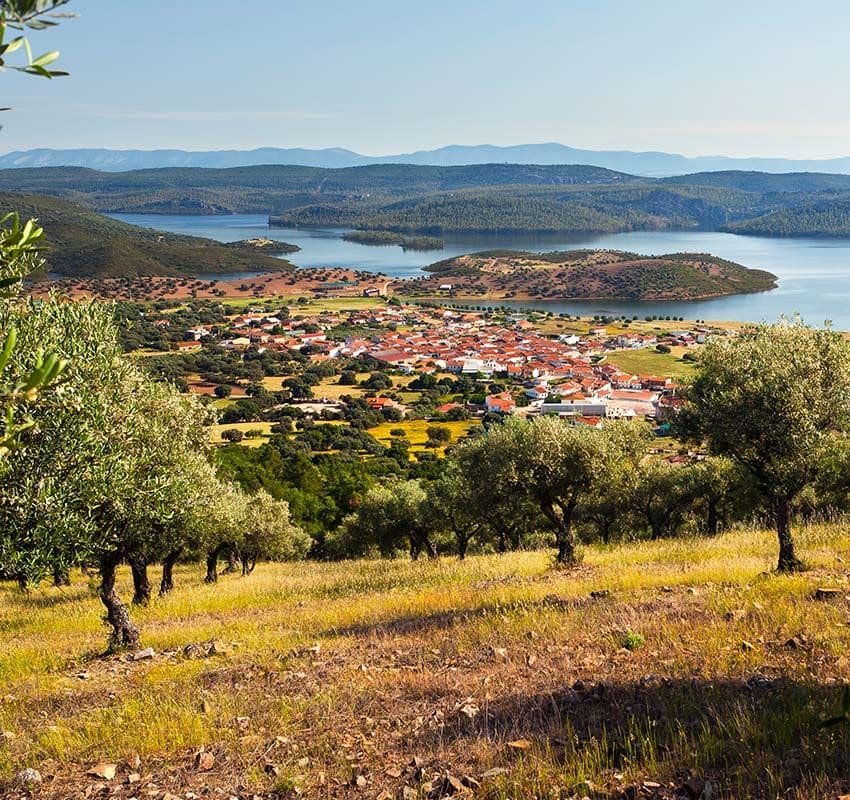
105, 213, 850, 328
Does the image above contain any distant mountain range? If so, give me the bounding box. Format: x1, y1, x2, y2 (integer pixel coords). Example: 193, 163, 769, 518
6, 143, 850, 177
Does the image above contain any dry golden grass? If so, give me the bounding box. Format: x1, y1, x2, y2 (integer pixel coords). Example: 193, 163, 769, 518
368, 419, 477, 454
210, 421, 274, 446
3, 525, 850, 798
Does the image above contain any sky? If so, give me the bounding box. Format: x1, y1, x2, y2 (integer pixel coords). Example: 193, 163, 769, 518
3, 0, 850, 158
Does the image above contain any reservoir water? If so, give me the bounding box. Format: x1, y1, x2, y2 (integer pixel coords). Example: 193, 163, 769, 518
110, 213, 850, 327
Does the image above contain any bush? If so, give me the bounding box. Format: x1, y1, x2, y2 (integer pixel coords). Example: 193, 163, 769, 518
425, 425, 451, 443
221, 428, 244, 443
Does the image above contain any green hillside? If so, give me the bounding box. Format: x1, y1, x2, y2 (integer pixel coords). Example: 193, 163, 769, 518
722, 199, 850, 236
0, 193, 295, 278
7, 164, 850, 236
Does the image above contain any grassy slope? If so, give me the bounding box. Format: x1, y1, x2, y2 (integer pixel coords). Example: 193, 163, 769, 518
3, 525, 850, 798
1, 193, 294, 278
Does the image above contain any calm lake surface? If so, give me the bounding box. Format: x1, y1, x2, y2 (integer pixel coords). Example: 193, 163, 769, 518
111, 213, 850, 327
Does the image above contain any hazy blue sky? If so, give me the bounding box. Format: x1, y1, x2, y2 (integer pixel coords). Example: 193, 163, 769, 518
4, 0, 850, 157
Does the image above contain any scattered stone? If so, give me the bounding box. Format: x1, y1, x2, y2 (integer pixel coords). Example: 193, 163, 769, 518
183, 643, 204, 659
194, 750, 215, 771
88, 762, 117, 780
354, 774, 367, 788
430, 772, 468, 797
814, 587, 843, 601
590, 590, 610, 600
133, 647, 155, 661
128, 773, 140, 784
459, 702, 479, 719
386, 766, 403, 778
403, 787, 419, 799
740, 640, 755, 651
682, 777, 706, 799
480, 767, 508, 780
784, 634, 810, 650
492, 647, 508, 662
507, 738, 532, 750
526, 653, 537, 667
15, 768, 42, 786
76, 671, 92, 680
207, 640, 230, 656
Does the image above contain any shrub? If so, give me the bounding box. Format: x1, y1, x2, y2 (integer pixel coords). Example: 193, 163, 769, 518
622, 631, 645, 651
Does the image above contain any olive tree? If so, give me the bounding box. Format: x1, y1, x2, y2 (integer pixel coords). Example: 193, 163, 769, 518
680, 319, 850, 571
469, 416, 645, 565
333, 479, 439, 559
626, 459, 699, 540
0, 2, 74, 454
444, 438, 541, 555
236, 489, 310, 574
0, 298, 220, 649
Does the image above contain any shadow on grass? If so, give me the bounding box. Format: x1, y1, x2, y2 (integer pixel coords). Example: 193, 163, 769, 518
326, 593, 600, 638
413, 676, 850, 797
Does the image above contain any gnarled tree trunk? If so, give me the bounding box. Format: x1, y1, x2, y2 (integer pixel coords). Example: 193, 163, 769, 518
52, 565, 71, 587
129, 555, 151, 606
222, 549, 239, 574
159, 548, 182, 596
99, 552, 140, 652
776, 497, 801, 572
205, 546, 222, 583
706, 499, 719, 537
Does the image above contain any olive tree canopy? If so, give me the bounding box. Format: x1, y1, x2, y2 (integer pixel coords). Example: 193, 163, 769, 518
680, 319, 850, 571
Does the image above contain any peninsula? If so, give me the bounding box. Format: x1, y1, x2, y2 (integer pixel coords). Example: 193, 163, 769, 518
409, 249, 778, 301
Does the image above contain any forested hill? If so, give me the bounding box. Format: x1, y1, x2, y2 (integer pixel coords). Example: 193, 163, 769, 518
0, 193, 295, 278
7, 164, 850, 236
721, 199, 850, 237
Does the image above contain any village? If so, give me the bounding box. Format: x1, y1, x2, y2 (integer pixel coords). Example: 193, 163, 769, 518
157, 298, 722, 433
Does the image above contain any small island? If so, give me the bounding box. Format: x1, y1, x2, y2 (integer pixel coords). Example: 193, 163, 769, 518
341, 230, 445, 251
406, 249, 778, 301
225, 237, 301, 255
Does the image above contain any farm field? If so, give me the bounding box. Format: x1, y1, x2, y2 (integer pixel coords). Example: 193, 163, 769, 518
368, 419, 478, 453
210, 421, 274, 446
605, 347, 696, 381
3, 526, 850, 798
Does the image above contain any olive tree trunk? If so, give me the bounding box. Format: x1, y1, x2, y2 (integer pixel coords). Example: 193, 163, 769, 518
205, 546, 222, 583
776, 497, 802, 572
159, 548, 182, 596
99, 552, 140, 652
129, 555, 151, 606
52, 565, 71, 587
